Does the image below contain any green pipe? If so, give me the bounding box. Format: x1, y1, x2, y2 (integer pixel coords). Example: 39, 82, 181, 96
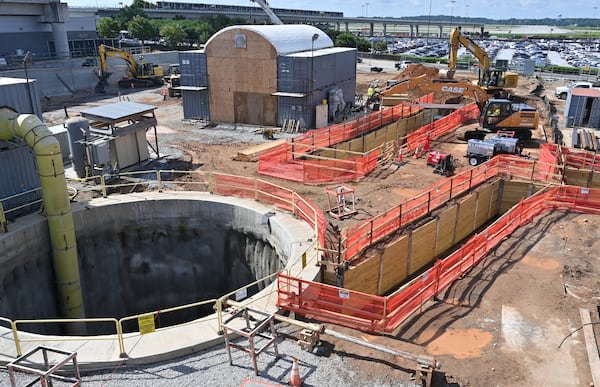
0, 107, 85, 320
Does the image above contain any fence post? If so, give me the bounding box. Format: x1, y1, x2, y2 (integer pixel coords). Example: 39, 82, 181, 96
101, 174, 107, 198
530, 160, 537, 181
157, 170, 162, 192
254, 179, 259, 201
116, 320, 126, 358
0, 201, 6, 233
449, 178, 454, 200
370, 220, 374, 245
11, 321, 22, 356
468, 169, 474, 192
427, 191, 431, 215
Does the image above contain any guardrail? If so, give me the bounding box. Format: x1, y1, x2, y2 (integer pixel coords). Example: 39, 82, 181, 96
0, 170, 324, 360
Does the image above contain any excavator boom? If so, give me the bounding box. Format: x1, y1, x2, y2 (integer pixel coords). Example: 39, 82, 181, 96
447, 28, 490, 79
94, 44, 164, 93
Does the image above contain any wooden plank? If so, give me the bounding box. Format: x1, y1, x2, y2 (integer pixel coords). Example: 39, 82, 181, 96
488, 180, 501, 218
380, 235, 409, 294
436, 206, 457, 256
408, 220, 437, 275
233, 139, 287, 162
580, 308, 600, 387
475, 185, 493, 229
455, 195, 476, 243
344, 253, 380, 294
566, 169, 592, 187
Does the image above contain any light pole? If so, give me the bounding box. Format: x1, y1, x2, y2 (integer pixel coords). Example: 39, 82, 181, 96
365, 2, 369, 17
23, 51, 34, 114
310, 33, 319, 127
465, 4, 470, 17
426, 0, 433, 44
450, 0, 456, 22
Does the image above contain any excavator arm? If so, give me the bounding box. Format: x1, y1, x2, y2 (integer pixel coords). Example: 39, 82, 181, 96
94, 44, 141, 93
413, 80, 489, 110
447, 28, 490, 81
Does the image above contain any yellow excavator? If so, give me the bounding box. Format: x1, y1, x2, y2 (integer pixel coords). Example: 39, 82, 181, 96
93, 44, 164, 93
379, 76, 538, 141
446, 27, 518, 96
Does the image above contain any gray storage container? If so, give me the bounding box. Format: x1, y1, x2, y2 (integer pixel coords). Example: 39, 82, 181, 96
0, 142, 42, 218
182, 89, 210, 121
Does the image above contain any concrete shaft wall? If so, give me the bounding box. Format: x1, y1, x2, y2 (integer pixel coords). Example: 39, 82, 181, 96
0, 194, 299, 333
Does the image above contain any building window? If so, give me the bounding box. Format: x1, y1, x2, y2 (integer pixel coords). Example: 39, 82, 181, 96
234, 34, 247, 48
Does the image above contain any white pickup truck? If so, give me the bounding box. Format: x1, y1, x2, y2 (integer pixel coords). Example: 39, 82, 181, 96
555, 81, 599, 99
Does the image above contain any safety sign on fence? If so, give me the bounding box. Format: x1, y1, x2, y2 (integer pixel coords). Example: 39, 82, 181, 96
138, 313, 156, 334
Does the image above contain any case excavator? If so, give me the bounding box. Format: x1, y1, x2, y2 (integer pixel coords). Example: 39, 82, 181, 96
378, 76, 538, 141
446, 27, 518, 97
94, 44, 164, 93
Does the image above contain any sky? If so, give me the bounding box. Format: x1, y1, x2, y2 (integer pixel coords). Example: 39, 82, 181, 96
67, 0, 600, 20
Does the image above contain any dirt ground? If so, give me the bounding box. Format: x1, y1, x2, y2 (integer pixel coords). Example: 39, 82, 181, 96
40, 63, 597, 386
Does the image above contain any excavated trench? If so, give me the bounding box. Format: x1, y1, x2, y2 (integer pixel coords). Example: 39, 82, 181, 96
0, 196, 290, 335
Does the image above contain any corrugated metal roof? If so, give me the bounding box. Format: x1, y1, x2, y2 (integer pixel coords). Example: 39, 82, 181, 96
285, 47, 355, 58
206, 25, 333, 55
572, 88, 600, 97
80, 101, 156, 121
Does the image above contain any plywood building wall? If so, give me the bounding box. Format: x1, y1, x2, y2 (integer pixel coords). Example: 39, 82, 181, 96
205, 28, 278, 125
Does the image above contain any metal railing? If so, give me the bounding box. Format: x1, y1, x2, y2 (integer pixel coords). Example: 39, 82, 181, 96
0, 169, 322, 360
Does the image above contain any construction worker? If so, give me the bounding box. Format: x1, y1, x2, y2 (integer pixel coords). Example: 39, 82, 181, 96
162, 86, 168, 101
367, 85, 374, 97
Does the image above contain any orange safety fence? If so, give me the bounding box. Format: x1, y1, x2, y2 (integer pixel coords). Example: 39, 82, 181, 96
278, 184, 600, 333
539, 143, 600, 172
211, 173, 327, 250
405, 103, 480, 153
258, 95, 440, 184
342, 156, 503, 260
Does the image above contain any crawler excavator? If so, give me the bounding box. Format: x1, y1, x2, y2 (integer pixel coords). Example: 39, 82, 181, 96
378, 76, 538, 141
93, 44, 164, 93
446, 27, 518, 97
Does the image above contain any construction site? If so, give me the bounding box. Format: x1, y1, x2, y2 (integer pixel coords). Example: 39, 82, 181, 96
3, 12, 600, 386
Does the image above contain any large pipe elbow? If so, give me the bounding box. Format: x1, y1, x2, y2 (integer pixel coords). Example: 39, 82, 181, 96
0, 106, 84, 321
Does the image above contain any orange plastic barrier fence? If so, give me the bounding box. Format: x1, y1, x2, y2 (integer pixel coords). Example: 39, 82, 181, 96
278, 184, 600, 333
342, 156, 502, 260
258, 95, 439, 184
211, 173, 326, 250
539, 143, 600, 172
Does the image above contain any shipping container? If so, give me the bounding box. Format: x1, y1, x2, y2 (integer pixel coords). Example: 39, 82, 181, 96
179, 51, 208, 87
0, 77, 42, 119
0, 142, 42, 219
182, 88, 210, 121
565, 88, 600, 128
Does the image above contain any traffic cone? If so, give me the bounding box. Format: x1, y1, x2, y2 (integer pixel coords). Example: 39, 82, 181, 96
398, 149, 403, 163
414, 145, 420, 159
130, 82, 134, 89
289, 358, 302, 386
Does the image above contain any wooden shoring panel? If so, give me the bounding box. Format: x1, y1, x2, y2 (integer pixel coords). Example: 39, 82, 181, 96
343, 252, 380, 294
475, 184, 493, 229
379, 235, 409, 295
435, 206, 458, 257
488, 180, 501, 218
499, 181, 530, 213
565, 169, 592, 188
454, 195, 477, 243
590, 171, 600, 188
408, 220, 438, 275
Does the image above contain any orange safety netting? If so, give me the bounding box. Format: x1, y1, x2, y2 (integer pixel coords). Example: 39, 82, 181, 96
278, 184, 600, 333
211, 173, 327, 251
539, 143, 600, 172
259, 95, 452, 184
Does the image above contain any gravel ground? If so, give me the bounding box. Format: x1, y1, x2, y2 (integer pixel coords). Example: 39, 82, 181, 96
0, 323, 421, 387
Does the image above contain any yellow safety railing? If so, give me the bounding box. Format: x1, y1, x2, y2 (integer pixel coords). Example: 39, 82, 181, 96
0, 188, 43, 233
0, 169, 323, 362
117, 299, 218, 357
11, 318, 122, 357
0, 201, 6, 233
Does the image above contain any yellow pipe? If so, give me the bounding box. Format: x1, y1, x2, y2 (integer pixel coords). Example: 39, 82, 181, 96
0, 107, 85, 319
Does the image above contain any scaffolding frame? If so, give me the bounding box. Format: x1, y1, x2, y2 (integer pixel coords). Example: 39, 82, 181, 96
221, 307, 279, 375
7, 346, 81, 387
